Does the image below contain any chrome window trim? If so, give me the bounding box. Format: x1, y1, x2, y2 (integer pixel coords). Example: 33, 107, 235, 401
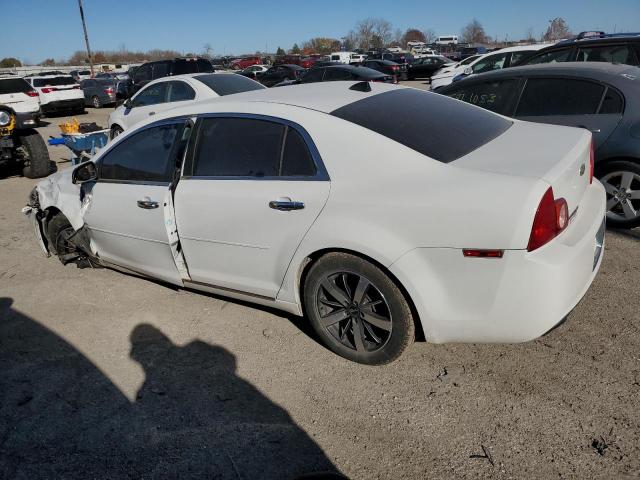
181, 112, 330, 182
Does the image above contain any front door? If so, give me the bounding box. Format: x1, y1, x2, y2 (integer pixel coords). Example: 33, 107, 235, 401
125, 82, 168, 127
84, 121, 188, 285
174, 116, 330, 298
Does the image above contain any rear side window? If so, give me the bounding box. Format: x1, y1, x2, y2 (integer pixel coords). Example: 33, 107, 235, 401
173, 59, 214, 75
599, 88, 624, 114
577, 45, 638, 66
525, 48, 573, 65
445, 79, 520, 115
324, 68, 353, 81
132, 82, 167, 107
193, 118, 284, 177
509, 50, 535, 66
193, 74, 265, 95
192, 117, 317, 177
331, 89, 512, 163
100, 124, 181, 182
302, 68, 324, 83
471, 53, 508, 74
516, 78, 605, 116
0, 78, 33, 94
167, 81, 196, 102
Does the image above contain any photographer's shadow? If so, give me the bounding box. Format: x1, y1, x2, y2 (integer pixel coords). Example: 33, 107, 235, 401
0, 298, 341, 479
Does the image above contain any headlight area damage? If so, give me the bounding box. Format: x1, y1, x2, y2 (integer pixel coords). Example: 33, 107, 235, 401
22, 180, 98, 269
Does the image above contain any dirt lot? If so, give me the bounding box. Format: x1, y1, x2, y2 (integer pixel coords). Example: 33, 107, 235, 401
1, 87, 639, 479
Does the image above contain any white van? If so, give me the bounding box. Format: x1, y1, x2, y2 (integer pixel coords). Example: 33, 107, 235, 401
436, 35, 458, 46
330, 52, 354, 64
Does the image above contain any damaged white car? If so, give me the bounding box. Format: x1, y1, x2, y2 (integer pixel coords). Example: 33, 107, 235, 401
24, 82, 606, 365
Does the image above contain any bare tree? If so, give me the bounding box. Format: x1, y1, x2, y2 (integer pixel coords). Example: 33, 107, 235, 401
353, 18, 393, 50
373, 19, 393, 47
402, 29, 427, 47
544, 17, 572, 41
422, 28, 437, 44
524, 27, 535, 42
460, 18, 488, 44
203, 43, 213, 58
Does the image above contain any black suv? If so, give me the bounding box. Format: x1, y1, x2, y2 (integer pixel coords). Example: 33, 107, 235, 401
517, 32, 640, 67
128, 58, 214, 95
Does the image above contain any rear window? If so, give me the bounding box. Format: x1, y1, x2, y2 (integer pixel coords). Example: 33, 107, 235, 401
193, 74, 265, 95
33, 76, 76, 87
0, 78, 32, 94
331, 89, 512, 163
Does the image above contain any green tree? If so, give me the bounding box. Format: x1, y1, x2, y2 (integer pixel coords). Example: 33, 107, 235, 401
276, 46, 286, 56
0, 57, 22, 68
290, 43, 301, 54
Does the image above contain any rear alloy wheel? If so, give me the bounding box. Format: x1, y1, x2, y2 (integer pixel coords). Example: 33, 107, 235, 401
92, 95, 101, 108
304, 253, 414, 365
599, 161, 640, 229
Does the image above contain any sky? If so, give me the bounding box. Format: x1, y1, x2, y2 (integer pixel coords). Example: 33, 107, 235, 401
2, 0, 639, 64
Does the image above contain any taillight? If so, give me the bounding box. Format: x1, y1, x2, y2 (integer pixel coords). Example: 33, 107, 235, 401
528, 187, 569, 252
25, 90, 39, 97
72, 85, 81, 89
391, 65, 399, 71
104, 87, 114, 94
589, 139, 594, 184
41, 87, 57, 93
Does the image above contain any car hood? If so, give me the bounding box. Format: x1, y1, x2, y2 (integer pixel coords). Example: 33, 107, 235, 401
432, 65, 463, 79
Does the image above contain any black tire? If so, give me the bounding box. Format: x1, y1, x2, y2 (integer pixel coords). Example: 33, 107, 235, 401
110, 125, 124, 140
46, 214, 76, 260
19, 129, 51, 179
91, 95, 101, 108
598, 160, 640, 229
303, 252, 415, 365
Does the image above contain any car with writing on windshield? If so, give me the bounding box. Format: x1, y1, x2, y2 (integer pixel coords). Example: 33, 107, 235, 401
25, 81, 605, 365
438, 62, 640, 228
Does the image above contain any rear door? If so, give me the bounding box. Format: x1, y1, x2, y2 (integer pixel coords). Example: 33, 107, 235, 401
514, 77, 623, 149
174, 115, 330, 298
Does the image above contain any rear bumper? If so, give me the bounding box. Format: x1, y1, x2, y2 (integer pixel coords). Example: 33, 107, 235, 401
389, 181, 607, 343
41, 99, 84, 113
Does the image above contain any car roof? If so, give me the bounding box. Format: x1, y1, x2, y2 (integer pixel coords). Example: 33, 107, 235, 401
447, 62, 640, 91
168, 81, 406, 115
490, 43, 553, 53
555, 32, 640, 46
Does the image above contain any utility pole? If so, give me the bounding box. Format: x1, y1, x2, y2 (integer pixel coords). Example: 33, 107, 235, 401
77, 0, 94, 76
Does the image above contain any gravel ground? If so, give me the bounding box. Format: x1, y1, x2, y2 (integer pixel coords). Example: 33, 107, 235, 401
1, 87, 639, 479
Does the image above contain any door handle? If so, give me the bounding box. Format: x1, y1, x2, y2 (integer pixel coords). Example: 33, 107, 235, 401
149, 111, 156, 116
137, 197, 159, 209
269, 198, 305, 211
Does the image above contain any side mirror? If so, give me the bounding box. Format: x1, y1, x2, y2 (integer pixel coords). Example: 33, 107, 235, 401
463, 66, 473, 75
72, 162, 98, 184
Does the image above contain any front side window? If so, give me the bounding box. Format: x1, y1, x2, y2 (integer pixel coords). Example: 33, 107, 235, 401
100, 123, 181, 182
510, 50, 535, 66
132, 82, 167, 107
446, 79, 520, 114
516, 78, 605, 116
192, 117, 316, 178
167, 81, 196, 102
576, 45, 638, 66
472, 53, 508, 74
134, 65, 151, 83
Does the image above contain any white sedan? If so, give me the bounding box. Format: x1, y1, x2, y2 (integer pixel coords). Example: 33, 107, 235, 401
107, 73, 265, 138
25, 82, 606, 365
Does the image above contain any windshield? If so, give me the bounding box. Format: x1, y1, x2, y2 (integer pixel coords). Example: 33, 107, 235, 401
460, 55, 480, 66
33, 76, 76, 87
193, 74, 265, 95
0, 78, 33, 94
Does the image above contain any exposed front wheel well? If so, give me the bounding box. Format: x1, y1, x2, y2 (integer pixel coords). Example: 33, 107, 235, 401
298, 248, 425, 342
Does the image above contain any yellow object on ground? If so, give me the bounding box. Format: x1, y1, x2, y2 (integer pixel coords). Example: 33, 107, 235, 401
59, 118, 80, 135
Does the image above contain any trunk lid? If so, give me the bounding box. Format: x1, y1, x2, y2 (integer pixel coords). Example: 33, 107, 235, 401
453, 120, 592, 215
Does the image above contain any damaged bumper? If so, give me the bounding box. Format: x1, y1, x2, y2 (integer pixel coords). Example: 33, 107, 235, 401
22, 204, 50, 257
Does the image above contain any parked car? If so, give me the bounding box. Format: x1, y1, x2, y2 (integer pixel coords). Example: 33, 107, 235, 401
80, 79, 117, 108
439, 62, 640, 228
406, 55, 454, 79
275, 55, 321, 69
431, 45, 550, 90
329, 52, 355, 64
0, 103, 49, 178
283, 65, 393, 85
350, 54, 368, 64
129, 58, 215, 95
24, 75, 84, 115
0, 75, 41, 123
108, 73, 265, 138
259, 65, 306, 87
361, 60, 403, 83
517, 32, 640, 67
26, 82, 605, 365
238, 65, 270, 80
369, 51, 415, 66
230, 56, 262, 70
70, 69, 92, 81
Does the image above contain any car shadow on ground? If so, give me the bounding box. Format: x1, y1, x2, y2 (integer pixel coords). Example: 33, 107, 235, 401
609, 227, 640, 241
0, 297, 343, 479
